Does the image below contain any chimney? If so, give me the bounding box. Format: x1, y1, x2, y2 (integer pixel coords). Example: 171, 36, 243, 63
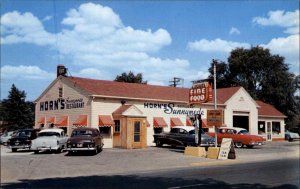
57, 64, 67, 77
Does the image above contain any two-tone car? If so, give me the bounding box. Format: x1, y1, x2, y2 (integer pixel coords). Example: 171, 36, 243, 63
66, 128, 103, 155
285, 129, 300, 142
207, 127, 265, 148
153, 126, 215, 147
7, 129, 40, 152
31, 128, 69, 154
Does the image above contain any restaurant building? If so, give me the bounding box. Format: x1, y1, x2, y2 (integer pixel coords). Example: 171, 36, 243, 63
34, 66, 286, 148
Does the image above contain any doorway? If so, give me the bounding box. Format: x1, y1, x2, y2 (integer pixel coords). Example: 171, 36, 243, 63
266, 122, 272, 141
233, 115, 249, 131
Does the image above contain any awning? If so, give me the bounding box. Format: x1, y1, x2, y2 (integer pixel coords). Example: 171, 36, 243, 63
99, 115, 115, 127
47, 117, 55, 124
153, 117, 167, 128
170, 118, 184, 127
73, 115, 88, 126
186, 118, 193, 126
54, 116, 68, 127
38, 117, 46, 125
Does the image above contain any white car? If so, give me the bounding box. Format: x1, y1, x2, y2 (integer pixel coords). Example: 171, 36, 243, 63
0, 131, 15, 145
285, 129, 300, 142
31, 128, 68, 153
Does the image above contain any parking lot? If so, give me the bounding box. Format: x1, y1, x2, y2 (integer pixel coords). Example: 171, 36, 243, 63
1, 141, 299, 187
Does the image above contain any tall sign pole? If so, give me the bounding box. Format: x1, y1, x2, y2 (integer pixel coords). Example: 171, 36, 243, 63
213, 60, 218, 147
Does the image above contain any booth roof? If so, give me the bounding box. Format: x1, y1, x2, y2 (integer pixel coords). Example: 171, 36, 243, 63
66, 76, 241, 104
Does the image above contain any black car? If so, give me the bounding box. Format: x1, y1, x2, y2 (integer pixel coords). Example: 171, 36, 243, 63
7, 129, 40, 152
153, 126, 215, 147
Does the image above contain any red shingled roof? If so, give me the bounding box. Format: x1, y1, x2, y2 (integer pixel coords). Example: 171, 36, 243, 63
67, 77, 189, 102
65, 76, 240, 104
256, 101, 286, 118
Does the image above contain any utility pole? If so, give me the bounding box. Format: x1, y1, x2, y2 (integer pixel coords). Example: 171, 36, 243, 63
213, 59, 218, 147
169, 77, 184, 87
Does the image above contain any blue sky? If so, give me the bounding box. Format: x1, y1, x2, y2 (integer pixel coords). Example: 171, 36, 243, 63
1, 0, 299, 101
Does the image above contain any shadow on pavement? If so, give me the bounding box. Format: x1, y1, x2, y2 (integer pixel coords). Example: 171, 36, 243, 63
1, 175, 298, 189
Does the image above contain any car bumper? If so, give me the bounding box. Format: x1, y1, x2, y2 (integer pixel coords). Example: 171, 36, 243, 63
249, 141, 265, 146
66, 147, 96, 151
8, 145, 31, 149
33, 146, 59, 151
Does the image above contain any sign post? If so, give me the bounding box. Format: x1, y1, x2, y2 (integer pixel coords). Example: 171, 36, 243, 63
218, 138, 236, 160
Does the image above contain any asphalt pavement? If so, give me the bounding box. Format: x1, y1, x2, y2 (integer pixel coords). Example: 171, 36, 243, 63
1, 141, 299, 188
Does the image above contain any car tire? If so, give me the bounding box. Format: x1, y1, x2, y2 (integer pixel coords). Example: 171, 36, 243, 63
288, 138, 293, 142
56, 148, 62, 153
156, 140, 163, 147
12, 148, 17, 152
234, 142, 243, 148
34, 150, 39, 154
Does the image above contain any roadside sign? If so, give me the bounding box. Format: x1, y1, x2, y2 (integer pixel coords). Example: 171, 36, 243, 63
218, 138, 236, 160
207, 110, 223, 127
189, 82, 212, 104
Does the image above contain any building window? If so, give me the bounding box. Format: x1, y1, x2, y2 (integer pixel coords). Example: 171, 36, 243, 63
58, 87, 63, 98
272, 122, 281, 135
99, 127, 111, 137
258, 121, 265, 135
114, 120, 120, 133
134, 121, 141, 142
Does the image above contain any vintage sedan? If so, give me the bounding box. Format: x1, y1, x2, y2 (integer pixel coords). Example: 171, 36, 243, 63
285, 129, 300, 142
207, 127, 264, 148
153, 126, 215, 147
0, 131, 15, 145
31, 128, 69, 154
66, 128, 103, 154
7, 129, 40, 152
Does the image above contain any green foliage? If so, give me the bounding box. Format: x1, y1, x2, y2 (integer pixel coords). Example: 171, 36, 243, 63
115, 71, 147, 84
208, 46, 299, 127
0, 84, 35, 131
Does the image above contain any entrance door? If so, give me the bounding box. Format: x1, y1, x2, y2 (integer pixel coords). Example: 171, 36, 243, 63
132, 120, 141, 148
266, 122, 272, 141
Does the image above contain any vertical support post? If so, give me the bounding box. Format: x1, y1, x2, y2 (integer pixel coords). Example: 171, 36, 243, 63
198, 114, 202, 146
213, 60, 218, 147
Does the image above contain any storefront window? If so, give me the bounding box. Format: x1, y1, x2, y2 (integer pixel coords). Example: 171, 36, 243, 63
258, 121, 265, 135
272, 122, 281, 135
99, 127, 111, 137
114, 120, 120, 133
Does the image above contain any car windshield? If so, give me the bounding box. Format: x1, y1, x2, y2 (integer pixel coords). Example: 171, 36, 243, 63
239, 130, 249, 135
15, 131, 31, 137
38, 132, 60, 137
188, 129, 205, 135
72, 130, 93, 136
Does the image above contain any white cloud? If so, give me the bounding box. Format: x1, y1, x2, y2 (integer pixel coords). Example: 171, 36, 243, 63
1, 65, 55, 80
229, 27, 240, 35
188, 38, 250, 53
0, 11, 55, 45
262, 34, 299, 72
43, 15, 52, 21
252, 10, 299, 34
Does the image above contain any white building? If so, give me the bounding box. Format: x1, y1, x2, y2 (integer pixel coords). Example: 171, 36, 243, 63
35, 72, 286, 148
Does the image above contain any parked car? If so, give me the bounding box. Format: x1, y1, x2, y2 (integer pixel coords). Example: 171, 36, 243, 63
7, 129, 40, 152
31, 128, 69, 154
66, 128, 103, 154
153, 126, 215, 147
207, 127, 264, 148
0, 131, 15, 145
288, 127, 300, 136
285, 129, 300, 142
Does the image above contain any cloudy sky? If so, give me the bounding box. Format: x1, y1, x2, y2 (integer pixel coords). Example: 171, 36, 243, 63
1, 1, 299, 101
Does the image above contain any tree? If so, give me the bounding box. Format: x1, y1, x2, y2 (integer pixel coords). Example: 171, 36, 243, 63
115, 71, 147, 84
208, 46, 298, 127
1, 84, 35, 130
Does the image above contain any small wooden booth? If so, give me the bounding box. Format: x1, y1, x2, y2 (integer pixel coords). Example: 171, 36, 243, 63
113, 105, 147, 149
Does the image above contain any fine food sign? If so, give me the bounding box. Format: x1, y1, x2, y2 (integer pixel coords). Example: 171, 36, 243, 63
189, 82, 212, 104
